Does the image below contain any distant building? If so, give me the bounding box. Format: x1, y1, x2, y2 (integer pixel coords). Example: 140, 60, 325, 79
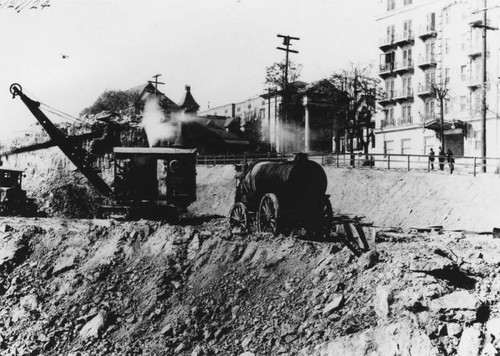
199, 80, 339, 153
375, 0, 500, 157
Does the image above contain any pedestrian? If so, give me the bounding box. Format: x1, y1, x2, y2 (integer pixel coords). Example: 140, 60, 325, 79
446, 149, 454, 174
428, 148, 435, 170
438, 146, 445, 171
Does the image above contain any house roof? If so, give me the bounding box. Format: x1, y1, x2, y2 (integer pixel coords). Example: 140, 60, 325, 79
127, 82, 180, 110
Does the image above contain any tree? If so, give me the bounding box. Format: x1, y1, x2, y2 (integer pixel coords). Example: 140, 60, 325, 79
80, 90, 140, 116
264, 59, 302, 89
329, 65, 380, 157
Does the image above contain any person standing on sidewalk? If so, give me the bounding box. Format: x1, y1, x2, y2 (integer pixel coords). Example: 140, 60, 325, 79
428, 148, 435, 170
446, 149, 454, 174
438, 147, 445, 171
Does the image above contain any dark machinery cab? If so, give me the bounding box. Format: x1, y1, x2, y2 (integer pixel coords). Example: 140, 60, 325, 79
0, 167, 37, 216
112, 147, 197, 212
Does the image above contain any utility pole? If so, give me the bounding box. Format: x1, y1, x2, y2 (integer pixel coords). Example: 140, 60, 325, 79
472, 1, 498, 172
148, 74, 165, 98
276, 34, 299, 152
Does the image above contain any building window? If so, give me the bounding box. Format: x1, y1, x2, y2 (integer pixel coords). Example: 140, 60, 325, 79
259, 108, 265, 119
425, 99, 435, 120
403, 20, 412, 38
425, 42, 435, 61
384, 140, 394, 155
444, 67, 450, 85
425, 70, 435, 87
444, 9, 450, 25
424, 136, 434, 154
384, 107, 394, 127
444, 98, 450, 115
461, 65, 467, 81
387, 0, 395, 11
403, 48, 412, 67
401, 138, 411, 154
404, 0, 412, 5
386, 79, 394, 97
401, 104, 412, 124
474, 131, 482, 150
444, 38, 450, 54
474, 91, 481, 113
386, 24, 395, 43
460, 96, 467, 112
402, 76, 412, 96
426, 13, 436, 32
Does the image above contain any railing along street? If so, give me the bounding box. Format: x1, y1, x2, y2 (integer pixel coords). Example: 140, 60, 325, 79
197, 152, 500, 177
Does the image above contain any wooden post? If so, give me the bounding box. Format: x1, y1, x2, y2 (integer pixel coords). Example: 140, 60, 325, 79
474, 157, 477, 177
388, 154, 391, 170
407, 155, 410, 171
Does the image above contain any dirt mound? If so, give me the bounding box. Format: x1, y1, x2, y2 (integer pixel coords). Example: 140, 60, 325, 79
0, 217, 498, 355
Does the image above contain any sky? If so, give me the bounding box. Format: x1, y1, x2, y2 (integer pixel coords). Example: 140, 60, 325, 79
0, 0, 380, 139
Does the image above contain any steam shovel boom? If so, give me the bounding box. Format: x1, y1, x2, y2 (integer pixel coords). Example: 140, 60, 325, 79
10, 83, 113, 197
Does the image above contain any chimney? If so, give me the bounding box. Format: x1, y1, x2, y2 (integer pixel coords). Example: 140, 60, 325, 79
185, 85, 191, 92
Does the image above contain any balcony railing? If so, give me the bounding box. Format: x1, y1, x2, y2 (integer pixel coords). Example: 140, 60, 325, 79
394, 88, 414, 101
418, 54, 437, 69
379, 62, 396, 78
380, 118, 396, 128
395, 31, 414, 46
417, 83, 433, 97
418, 24, 437, 40
397, 115, 414, 125
467, 76, 482, 90
468, 45, 482, 58
394, 60, 414, 74
379, 35, 396, 51
379, 91, 396, 105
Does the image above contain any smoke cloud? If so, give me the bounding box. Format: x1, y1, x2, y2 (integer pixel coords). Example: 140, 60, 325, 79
141, 98, 178, 147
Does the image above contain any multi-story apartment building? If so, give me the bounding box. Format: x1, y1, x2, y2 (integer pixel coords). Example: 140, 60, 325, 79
375, 0, 500, 157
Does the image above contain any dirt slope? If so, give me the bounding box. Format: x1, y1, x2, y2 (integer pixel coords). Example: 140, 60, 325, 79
0, 216, 498, 356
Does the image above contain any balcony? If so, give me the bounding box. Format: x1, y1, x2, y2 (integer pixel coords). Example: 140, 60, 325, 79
417, 54, 437, 69
380, 118, 396, 129
418, 24, 437, 40
397, 116, 414, 126
395, 31, 415, 46
378, 91, 396, 106
417, 83, 433, 97
467, 77, 482, 90
422, 113, 436, 124
467, 45, 482, 58
394, 60, 414, 75
379, 35, 396, 51
394, 88, 414, 102
379, 62, 396, 78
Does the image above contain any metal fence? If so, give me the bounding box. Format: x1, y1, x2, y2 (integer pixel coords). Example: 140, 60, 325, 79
197, 152, 500, 177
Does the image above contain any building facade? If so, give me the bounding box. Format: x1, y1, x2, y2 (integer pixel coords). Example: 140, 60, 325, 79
199, 93, 283, 152
375, 0, 500, 157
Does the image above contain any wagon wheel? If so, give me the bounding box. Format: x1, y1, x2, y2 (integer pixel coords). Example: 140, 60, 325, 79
257, 193, 280, 236
336, 222, 369, 256
229, 202, 250, 234
306, 196, 333, 241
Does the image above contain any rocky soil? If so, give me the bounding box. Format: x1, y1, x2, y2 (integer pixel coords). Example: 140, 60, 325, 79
0, 216, 499, 356
1, 149, 500, 355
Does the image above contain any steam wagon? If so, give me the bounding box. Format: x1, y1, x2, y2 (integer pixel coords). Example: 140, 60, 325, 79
229, 153, 333, 238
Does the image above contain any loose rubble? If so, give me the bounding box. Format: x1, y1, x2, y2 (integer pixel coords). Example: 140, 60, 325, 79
0, 217, 496, 355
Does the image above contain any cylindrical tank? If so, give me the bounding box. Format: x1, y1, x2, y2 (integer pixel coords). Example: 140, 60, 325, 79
241, 156, 327, 211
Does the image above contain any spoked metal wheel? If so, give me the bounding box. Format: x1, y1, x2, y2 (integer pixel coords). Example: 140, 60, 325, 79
229, 202, 250, 234
257, 193, 280, 236
305, 196, 334, 241
336, 222, 369, 256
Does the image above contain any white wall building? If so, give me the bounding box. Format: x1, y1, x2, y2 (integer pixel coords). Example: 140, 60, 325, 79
375, 0, 500, 157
